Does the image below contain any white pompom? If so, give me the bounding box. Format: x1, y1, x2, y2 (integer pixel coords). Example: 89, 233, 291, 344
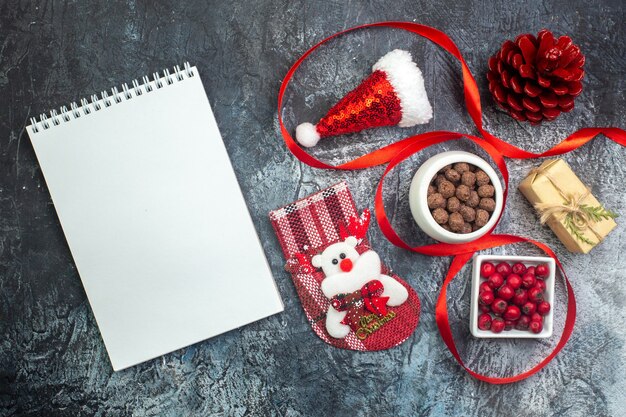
295, 123, 321, 147
372, 49, 432, 127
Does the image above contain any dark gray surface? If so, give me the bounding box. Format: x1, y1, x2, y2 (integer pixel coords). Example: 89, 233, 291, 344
1, 1, 625, 416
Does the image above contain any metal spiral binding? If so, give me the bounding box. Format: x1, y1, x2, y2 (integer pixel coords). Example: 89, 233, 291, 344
29, 62, 195, 133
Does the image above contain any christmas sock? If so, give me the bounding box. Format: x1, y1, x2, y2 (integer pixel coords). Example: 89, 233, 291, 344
269, 181, 420, 350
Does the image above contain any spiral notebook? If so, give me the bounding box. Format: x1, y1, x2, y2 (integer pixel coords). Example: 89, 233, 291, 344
26, 63, 283, 371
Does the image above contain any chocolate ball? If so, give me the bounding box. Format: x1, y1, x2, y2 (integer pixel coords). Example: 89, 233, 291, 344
434, 174, 447, 186
467, 191, 480, 208
461, 171, 476, 187
438, 180, 456, 198
479, 197, 496, 212
459, 205, 476, 222
475, 170, 490, 186
453, 162, 470, 174
475, 209, 490, 227
477, 184, 495, 198
445, 169, 461, 183
441, 223, 452, 231
427, 185, 436, 196
455, 184, 471, 202
461, 222, 472, 234
447, 197, 461, 212
448, 212, 465, 232
432, 208, 449, 225
427, 193, 446, 209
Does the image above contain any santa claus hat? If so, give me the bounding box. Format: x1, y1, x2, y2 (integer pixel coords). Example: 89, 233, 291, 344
296, 49, 432, 147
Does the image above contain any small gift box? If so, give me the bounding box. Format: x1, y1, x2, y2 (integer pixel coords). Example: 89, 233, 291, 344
519, 159, 618, 254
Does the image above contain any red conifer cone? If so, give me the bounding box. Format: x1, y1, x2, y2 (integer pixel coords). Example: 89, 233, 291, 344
487, 29, 585, 123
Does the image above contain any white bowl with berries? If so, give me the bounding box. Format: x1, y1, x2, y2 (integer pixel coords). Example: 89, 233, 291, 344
470, 255, 555, 338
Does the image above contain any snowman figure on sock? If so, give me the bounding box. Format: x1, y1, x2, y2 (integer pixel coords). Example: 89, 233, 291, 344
312, 236, 409, 339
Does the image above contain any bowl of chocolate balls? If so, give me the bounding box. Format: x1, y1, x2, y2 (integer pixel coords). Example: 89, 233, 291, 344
408, 151, 503, 243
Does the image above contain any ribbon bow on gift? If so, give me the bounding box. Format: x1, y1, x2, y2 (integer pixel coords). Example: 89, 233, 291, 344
330, 280, 389, 329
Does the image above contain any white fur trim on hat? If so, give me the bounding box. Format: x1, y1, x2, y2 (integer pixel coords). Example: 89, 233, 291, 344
295, 122, 321, 147
372, 49, 432, 127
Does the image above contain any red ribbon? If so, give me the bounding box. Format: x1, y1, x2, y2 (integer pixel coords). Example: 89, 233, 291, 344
277, 21, 626, 384
435, 235, 576, 384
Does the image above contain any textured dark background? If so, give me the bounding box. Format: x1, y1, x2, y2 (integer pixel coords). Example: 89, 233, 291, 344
1, 0, 625, 416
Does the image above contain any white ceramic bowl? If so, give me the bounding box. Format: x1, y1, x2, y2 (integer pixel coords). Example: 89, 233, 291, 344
470, 255, 555, 338
408, 151, 504, 244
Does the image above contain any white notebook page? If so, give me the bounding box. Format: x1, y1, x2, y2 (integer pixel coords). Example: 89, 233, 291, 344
27, 66, 283, 371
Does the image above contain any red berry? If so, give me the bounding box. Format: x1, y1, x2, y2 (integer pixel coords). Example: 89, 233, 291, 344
521, 301, 537, 316
480, 262, 496, 278
535, 279, 547, 291
504, 319, 517, 331
503, 305, 521, 321
497, 284, 515, 301
478, 313, 492, 330
526, 266, 536, 276
521, 273, 536, 289
535, 263, 549, 278
479, 304, 491, 313
479, 290, 495, 305
529, 320, 543, 334
515, 315, 531, 330
530, 312, 543, 322
537, 301, 551, 315
491, 298, 508, 315
491, 317, 505, 333
528, 287, 544, 303
507, 274, 522, 289
511, 262, 527, 275
479, 282, 493, 293
512, 288, 528, 306
487, 273, 505, 289
495, 262, 512, 277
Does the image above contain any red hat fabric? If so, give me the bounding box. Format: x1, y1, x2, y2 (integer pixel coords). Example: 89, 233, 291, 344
296, 49, 432, 147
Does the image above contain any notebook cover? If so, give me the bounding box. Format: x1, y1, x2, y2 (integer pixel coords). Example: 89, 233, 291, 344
26, 65, 283, 370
